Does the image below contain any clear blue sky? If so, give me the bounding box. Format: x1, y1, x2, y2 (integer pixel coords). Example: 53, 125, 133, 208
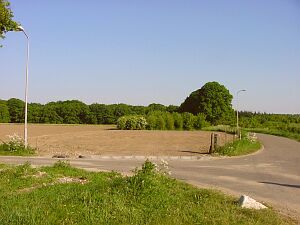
1, 0, 299, 113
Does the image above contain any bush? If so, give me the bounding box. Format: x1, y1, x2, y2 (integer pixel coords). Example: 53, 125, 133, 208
0, 134, 35, 155
173, 113, 183, 130
146, 111, 166, 130
117, 116, 127, 130
194, 113, 210, 129
146, 114, 157, 130
165, 113, 175, 130
117, 115, 147, 130
182, 112, 194, 130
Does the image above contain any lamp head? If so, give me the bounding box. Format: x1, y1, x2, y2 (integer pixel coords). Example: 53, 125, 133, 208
17, 26, 25, 32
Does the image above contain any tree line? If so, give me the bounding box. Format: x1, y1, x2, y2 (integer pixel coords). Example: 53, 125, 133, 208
0, 82, 234, 126
239, 111, 300, 134
0, 98, 180, 124
1, 81, 298, 132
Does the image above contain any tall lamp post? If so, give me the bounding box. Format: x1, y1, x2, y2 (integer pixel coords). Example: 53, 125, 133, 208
236, 89, 246, 140
17, 26, 29, 148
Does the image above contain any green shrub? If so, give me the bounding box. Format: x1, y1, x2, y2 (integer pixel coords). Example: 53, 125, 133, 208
117, 115, 147, 130
0, 134, 35, 156
117, 116, 127, 130
146, 111, 166, 130
194, 113, 210, 129
135, 116, 148, 130
157, 115, 166, 130
173, 112, 183, 130
182, 112, 194, 130
146, 114, 157, 130
165, 113, 175, 130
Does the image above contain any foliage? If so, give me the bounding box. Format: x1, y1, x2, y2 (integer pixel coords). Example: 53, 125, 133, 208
0, 134, 35, 155
182, 112, 194, 130
179, 81, 234, 125
193, 113, 210, 129
239, 112, 300, 141
0, 162, 294, 225
7, 98, 24, 123
214, 132, 261, 156
0, 0, 19, 45
2, 97, 299, 138
117, 115, 147, 130
0, 100, 10, 122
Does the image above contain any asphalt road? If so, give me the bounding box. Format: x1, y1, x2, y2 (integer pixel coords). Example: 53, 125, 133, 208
0, 133, 299, 219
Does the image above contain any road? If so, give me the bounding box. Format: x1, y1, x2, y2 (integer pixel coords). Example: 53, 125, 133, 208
0, 133, 299, 219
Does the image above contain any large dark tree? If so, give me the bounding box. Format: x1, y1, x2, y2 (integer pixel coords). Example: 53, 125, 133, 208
179, 81, 233, 124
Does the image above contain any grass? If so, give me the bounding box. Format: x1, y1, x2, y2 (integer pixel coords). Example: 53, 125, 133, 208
0, 161, 295, 225
0, 143, 35, 156
244, 127, 300, 142
0, 134, 36, 156
203, 124, 300, 142
214, 136, 261, 156
203, 126, 262, 156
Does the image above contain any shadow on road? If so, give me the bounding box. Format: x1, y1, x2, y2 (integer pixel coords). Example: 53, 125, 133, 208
260, 181, 300, 189
180, 150, 208, 155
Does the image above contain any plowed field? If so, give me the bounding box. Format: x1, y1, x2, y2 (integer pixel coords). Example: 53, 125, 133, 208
0, 124, 233, 157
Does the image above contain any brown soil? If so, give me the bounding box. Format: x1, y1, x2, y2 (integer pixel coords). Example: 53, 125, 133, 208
0, 124, 234, 157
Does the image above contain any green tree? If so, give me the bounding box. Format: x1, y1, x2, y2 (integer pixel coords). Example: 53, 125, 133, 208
28, 103, 43, 123
55, 100, 91, 124
173, 113, 183, 130
0, 100, 10, 122
193, 113, 209, 129
0, 0, 19, 45
147, 103, 166, 113
90, 104, 115, 124
179, 81, 233, 125
182, 112, 194, 130
165, 113, 175, 130
40, 104, 63, 124
7, 98, 24, 123
166, 105, 179, 113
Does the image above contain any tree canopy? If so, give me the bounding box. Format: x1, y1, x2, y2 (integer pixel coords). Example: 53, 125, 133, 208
179, 81, 234, 124
0, 0, 18, 43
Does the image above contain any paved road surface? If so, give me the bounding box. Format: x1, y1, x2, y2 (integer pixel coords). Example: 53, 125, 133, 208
0, 134, 299, 219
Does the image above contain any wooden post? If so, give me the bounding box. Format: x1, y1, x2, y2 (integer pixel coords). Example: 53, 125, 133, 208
213, 133, 219, 150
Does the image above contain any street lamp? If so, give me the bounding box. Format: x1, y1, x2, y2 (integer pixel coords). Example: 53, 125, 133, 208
236, 89, 246, 140
17, 26, 29, 148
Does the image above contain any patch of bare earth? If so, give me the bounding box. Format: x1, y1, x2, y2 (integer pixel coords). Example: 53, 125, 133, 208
0, 124, 233, 157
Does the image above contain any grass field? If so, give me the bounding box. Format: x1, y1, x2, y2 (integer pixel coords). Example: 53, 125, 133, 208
0, 124, 233, 157
0, 161, 295, 225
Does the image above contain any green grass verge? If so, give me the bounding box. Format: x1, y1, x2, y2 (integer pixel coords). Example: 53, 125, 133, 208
0, 143, 35, 156
244, 128, 300, 142
214, 137, 261, 156
0, 161, 295, 225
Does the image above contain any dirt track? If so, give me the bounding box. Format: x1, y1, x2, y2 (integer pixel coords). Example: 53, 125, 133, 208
0, 124, 233, 157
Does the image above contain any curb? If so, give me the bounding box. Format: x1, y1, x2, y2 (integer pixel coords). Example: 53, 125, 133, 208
88, 155, 213, 161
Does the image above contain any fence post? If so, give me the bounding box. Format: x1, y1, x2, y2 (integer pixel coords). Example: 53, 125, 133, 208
209, 133, 219, 154
209, 133, 214, 153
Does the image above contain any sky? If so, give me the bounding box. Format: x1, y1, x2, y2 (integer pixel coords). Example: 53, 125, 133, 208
0, 0, 299, 114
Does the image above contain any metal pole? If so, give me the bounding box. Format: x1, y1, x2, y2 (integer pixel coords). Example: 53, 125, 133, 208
236, 90, 246, 140
19, 27, 29, 148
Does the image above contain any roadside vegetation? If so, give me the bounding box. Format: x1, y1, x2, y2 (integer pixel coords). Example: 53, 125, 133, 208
239, 112, 300, 142
0, 134, 35, 156
0, 160, 295, 225
1, 81, 299, 141
214, 132, 261, 156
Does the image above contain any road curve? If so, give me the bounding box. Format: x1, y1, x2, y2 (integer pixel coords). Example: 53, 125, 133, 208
0, 134, 299, 219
